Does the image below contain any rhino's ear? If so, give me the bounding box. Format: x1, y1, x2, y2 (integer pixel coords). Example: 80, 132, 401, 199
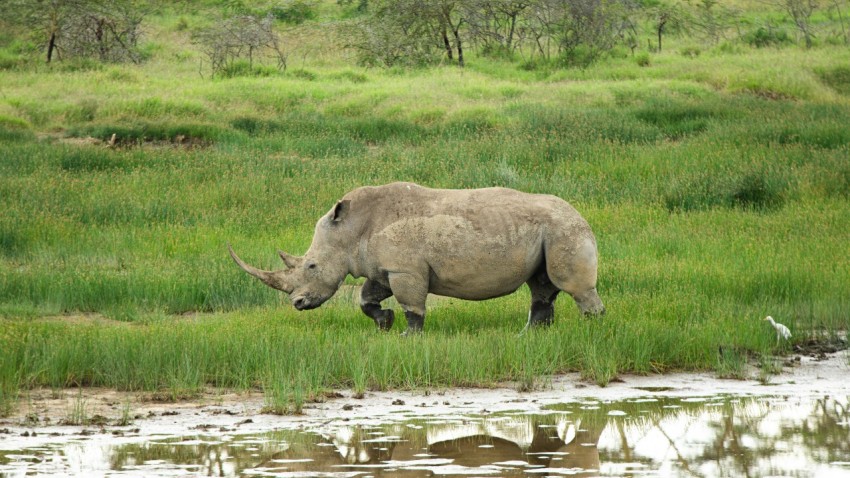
331, 199, 350, 223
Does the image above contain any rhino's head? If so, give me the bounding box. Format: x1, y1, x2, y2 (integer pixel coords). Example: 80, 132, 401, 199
228, 200, 354, 311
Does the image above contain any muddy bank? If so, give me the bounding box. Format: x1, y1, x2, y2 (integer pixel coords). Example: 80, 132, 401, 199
1, 351, 847, 442
0, 352, 848, 477
0, 353, 850, 478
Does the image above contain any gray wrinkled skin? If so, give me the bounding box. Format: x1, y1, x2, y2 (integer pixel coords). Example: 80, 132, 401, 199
229, 182, 605, 333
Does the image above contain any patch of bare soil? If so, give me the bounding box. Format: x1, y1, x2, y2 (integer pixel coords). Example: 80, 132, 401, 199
31, 313, 126, 326
55, 136, 104, 147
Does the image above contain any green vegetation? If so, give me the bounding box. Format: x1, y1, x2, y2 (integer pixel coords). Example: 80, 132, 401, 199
0, 1, 848, 415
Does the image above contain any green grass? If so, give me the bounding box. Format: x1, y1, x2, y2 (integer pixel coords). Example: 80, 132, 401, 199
0, 303, 793, 398
0, 2, 849, 415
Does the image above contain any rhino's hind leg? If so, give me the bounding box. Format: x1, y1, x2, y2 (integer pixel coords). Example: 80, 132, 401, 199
360, 279, 395, 331
525, 270, 561, 329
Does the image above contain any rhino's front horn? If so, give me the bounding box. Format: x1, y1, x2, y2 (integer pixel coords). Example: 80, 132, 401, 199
228, 244, 293, 294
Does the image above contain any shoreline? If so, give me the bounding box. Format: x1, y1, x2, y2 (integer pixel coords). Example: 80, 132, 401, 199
1, 351, 846, 447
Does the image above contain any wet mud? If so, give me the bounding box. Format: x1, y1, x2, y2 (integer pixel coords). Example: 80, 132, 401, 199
1, 353, 848, 477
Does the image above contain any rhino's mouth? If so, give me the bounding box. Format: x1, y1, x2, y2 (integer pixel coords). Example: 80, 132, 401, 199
292, 296, 325, 311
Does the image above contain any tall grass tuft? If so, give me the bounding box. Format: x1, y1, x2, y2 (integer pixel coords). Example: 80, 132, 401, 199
0, 352, 19, 417
716, 346, 749, 380
664, 170, 788, 212
815, 65, 850, 95
63, 389, 90, 425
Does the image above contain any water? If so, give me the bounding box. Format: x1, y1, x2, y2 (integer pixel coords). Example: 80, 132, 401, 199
1, 395, 848, 477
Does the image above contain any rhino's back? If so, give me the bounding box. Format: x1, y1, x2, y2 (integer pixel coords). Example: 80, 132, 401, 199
348, 182, 586, 227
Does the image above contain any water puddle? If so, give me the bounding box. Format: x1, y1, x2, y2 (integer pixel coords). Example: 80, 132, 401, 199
1, 395, 849, 477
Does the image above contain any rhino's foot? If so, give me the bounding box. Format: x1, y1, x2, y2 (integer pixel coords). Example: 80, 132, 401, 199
362, 299, 395, 331
583, 307, 606, 318
374, 310, 395, 331
527, 301, 555, 327
402, 311, 425, 335
575, 288, 605, 317
400, 329, 423, 337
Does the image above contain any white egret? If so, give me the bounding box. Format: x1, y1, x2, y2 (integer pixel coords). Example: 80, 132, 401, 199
764, 316, 791, 343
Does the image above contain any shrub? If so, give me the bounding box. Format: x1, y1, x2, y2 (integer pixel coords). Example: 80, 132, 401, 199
289, 68, 317, 80
480, 44, 516, 61
635, 52, 650, 67
269, 1, 317, 25
220, 60, 279, 78
519, 57, 549, 71
0, 50, 25, 70
559, 45, 597, 68
9, 0, 145, 64
345, 15, 441, 68
554, 0, 637, 68
743, 26, 791, 48
680, 46, 700, 58
230, 117, 283, 135
56, 58, 103, 72
175, 17, 189, 31
57, 3, 146, 63
330, 69, 368, 83
192, 14, 287, 78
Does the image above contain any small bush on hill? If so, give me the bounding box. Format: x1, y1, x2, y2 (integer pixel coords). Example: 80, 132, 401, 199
192, 14, 287, 78
269, 1, 317, 25
743, 26, 792, 48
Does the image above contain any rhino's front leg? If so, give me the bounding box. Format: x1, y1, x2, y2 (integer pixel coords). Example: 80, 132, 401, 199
360, 279, 395, 331
388, 271, 428, 334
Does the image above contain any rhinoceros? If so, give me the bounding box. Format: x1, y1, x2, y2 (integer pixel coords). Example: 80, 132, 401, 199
229, 182, 604, 333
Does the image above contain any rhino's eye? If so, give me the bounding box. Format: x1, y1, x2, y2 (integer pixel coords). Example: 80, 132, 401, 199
306, 262, 317, 270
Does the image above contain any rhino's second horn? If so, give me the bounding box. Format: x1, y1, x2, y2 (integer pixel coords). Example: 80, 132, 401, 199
227, 244, 293, 293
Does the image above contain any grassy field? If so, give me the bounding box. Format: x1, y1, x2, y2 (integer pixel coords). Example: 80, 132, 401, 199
1, 2, 849, 415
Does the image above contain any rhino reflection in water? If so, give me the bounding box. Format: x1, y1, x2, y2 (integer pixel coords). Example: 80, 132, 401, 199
230, 182, 605, 333
256, 413, 607, 476
425, 416, 605, 473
